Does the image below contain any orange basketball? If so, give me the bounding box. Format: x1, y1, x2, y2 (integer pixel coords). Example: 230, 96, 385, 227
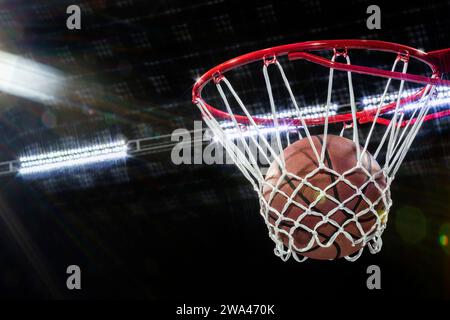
262, 135, 387, 260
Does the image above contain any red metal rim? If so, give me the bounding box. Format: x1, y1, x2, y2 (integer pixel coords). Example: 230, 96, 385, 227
192, 40, 450, 126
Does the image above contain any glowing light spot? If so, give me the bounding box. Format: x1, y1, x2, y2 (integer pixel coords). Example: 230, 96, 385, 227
438, 223, 450, 254
376, 207, 388, 224
439, 234, 448, 247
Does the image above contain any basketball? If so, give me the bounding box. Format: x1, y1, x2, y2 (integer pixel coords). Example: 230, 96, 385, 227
262, 134, 388, 260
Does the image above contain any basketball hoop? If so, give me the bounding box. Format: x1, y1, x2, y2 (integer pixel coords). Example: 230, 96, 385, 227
192, 40, 450, 262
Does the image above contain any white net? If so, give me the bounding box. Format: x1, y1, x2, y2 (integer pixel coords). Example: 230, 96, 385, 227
195, 49, 437, 261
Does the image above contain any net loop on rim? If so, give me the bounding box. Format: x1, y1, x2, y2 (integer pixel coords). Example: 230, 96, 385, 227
333, 47, 348, 58
212, 71, 224, 84
193, 41, 450, 261
263, 54, 277, 66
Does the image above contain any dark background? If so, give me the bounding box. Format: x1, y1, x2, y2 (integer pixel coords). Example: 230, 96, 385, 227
0, 0, 449, 299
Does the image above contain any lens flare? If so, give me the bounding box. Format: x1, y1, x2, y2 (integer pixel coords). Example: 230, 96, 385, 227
438, 223, 450, 254
439, 234, 448, 247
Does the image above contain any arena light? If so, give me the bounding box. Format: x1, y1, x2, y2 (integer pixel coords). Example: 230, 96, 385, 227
218, 86, 450, 135
19, 140, 127, 175
389, 96, 450, 113
220, 104, 338, 129
219, 125, 299, 141
362, 86, 450, 111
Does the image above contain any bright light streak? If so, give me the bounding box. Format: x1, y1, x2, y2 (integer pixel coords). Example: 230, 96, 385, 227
0, 50, 65, 103
19, 140, 127, 175
363, 86, 450, 111
216, 86, 450, 137
220, 104, 338, 129
398, 97, 450, 112
218, 125, 298, 141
